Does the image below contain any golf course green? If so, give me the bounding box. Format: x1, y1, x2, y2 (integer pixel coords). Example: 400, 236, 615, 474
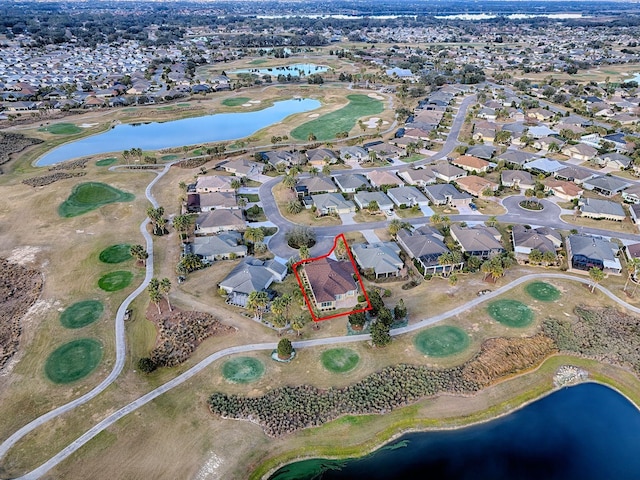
321, 348, 360, 373
222, 97, 251, 107
38, 123, 82, 135
60, 300, 104, 329
99, 244, 132, 264
487, 299, 534, 328
45, 339, 103, 384
525, 281, 561, 302
414, 325, 470, 357
222, 357, 265, 383
95, 157, 117, 167
290, 94, 383, 141
58, 182, 135, 217
98, 271, 133, 292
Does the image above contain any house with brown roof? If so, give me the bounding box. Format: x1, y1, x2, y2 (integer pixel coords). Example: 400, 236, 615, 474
303, 258, 358, 311
428, 160, 467, 182
452, 155, 491, 173
366, 170, 404, 189
455, 175, 499, 197
397, 168, 437, 188
543, 179, 584, 201
561, 143, 597, 162
501, 170, 535, 191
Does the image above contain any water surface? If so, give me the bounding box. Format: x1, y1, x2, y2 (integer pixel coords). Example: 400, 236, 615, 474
231, 63, 327, 77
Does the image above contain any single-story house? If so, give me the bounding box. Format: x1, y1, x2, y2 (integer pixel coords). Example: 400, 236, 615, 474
195, 175, 235, 193
195, 209, 246, 234
501, 170, 535, 190
397, 226, 462, 276
366, 170, 404, 189
554, 166, 597, 185
263, 150, 305, 168
429, 160, 467, 182
333, 174, 369, 193
219, 257, 288, 307
353, 191, 394, 211
220, 158, 264, 177
582, 176, 631, 197
339, 146, 368, 162
450, 224, 505, 258
543, 179, 584, 201
497, 149, 539, 167
351, 242, 405, 278
561, 143, 598, 162
296, 175, 338, 196
466, 145, 497, 160
579, 198, 626, 221
303, 258, 358, 311
386, 186, 430, 208
511, 225, 561, 259
198, 191, 238, 211
455, 175, 499, 197
625, 242, 640, 260
397, 168, 437, 187
525, 158, 564, 174
306, 148, 338, 167
596, 152, 633, 170
311, 193, 356, 215
533, 136, 564, 152
423, 184, 473, 208
452, 155, 491, 173
566, 234, 621, 274
192, 232, 247, 261
630, 203, 640, 225
622, 185, 640, 205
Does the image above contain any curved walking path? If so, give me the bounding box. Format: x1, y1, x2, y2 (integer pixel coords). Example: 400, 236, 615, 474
10, 272, 640, 479
0, 163, 172, 464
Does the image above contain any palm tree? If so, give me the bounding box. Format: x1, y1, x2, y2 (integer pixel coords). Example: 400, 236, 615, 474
148, 278, 161, 314
624, 258, 640, 292
309, 166, 319, 176
130, 244, 148, 265
322, 164, 331, 176
388, 219, 402, 237
299, 245, 310, 260
231, 178, 242, 192
588, 267, 604, 293
490, 260, 504, 281
291, 315, 306, 336
485, 215, 498, 227
307, 132, 316, 142
430, 213, 442, 226
438, 252, 454, 277
247, 290, 269, 320
367, 200, 380, 213
160, 277, 172, 312
282, 175, 296, 190
480, 260, 493, 281
244, 227, 265, 246
286, 200, 303, 214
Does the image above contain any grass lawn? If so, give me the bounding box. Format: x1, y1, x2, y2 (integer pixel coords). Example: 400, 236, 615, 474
474, 198, 507, 216
353, 211, 386, 223
177, 103, 191, 107
321, 348, 360, 373
59, 300, 104, 329
98, 244, 132, 264
38, 123, 82, 135
98, 270, 133, 292
222, 97, 251, 107
95, 158, 117, 167
249, 59, 268, 65
58, 182, 135, 218
525, 282, 561, 302
240, 193, 260, 202
161, 154, 179, 161
487, 299, 534, 328
222, 357, 265, 383
394, 207, 424, 219
290, 94, 383, 141
414, 325, 470, 357
44, 339, 103, 384
273, 184, 342, 227
430, 205, 459, 216
401, 154, 426, 163
560, 214, 638, 235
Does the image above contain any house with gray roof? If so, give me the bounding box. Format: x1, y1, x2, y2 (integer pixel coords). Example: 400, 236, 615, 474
198, 191, 238, 211
386, 186, 430, 208
195, 175, 235, 193
566, 234, 621, 274
579, 198, 626, 221
192, 232, 247, 261
220, 158, 264, 177
497, 149, 538, 167
306, 148, 337, 166
582, 175, 630, 197
397, 168, 437, 188
596, 152, 633, 170
466, 145, 497, 160
629, 203, 640, 226
351, 242, 405, 278
263, 150, 305, 168
511, 225, 561, 260
296, 175, 338, 196
339, 146, 368, 162
622, 185, 640, 205
423, 184, 472, 208
396, 227, 462, 276
333, 174, 368, 193
554, 166, 597, 185
525, 158, 564, 174
354, 191, 394, 211
311, 193, 356, 215
450, 224, 504, 258
429, 160, 467, 182
219, 257, 288, 307
195, 209, 246, 234
501, 170, 535, 190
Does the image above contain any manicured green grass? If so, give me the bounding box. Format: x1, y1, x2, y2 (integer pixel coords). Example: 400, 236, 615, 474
177, 103, 191, 107
249, 59, 268, 65
401, 154, 426, 163
156, 106, 174, 111
44, 339, 103, 383
240, 194, 260, 202
487, 299, 534, 328
192, 149, 203, 156
60, 300, 104, 329
58, 182, 135, 218
99, 244, 132, 264
291, 94, 384, 141
525, 282, 561, 302
161, 154, 179, 161
222, 357, 265, 383
95, 157, 117, 167
414, 325, 470, 357
38, 123, 82, 135
98, 271, 133, 292
222, 97, 251, 107
321, 348, 360, 373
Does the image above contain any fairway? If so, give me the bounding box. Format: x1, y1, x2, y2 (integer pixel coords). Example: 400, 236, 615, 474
222, 357, 265, 383
321, 348, 360, 373
58, 182, 135, 217
414, 326, 470, 357
95, 157, 117, 166
487, 299, 534, 328
525, 281, 561, 302
99, 244, 132, 264
290, 94, 384, 141
60, 300, 104, 329
44, 339, 103, 384
161, 154, 178, 161
98, 270, 133, 292
222, 97, 251, 107
38, 123, 82, 135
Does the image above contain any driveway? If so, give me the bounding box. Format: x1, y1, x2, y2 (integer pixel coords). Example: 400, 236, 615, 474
362, 230, 382, 244
457, 204, 480, 215
339, 212, 357, 225
419, 205, 434, 217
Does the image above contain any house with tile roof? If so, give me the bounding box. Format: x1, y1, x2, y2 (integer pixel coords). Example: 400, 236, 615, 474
455, 175, 499, 197
303, 258, 358, 311
579, 198, 626, 221
219, 257, 287, 307
351, 242, 405, 278
396, 226, 462, 276
450, 224, 505, 258
452, 155, 491, 173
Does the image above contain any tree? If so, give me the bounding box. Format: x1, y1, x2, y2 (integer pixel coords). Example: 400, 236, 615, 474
307, 133, 316, 142
231, 178, 242, 192
277, 338, 294, 359
370, 320, 391, 347
137, 357, 157, 373
160, 277, 172, 312
173, 214, 193, 236
244, 226, 265, 245
299, 245, 310, 260
368, 289, 385, 316
282, 175, 296, 190
291, 314, 308, 336
589, 267, 604, 293
624, 258, 640, 292
130, 244, 148, 265
179, 253, 204, 273
542, 250, 556, 265
247, 290, 269, 320
367, 200, 380, 213
449, 273, 458, 286
480, 260, 493, 281
388, 219, 402, 237
529, 249, 543, 265
485, 216, 498, 227
148, 278, 162, 314
286, 200, 303, 214
393, 299, 407, 320
377, 307, 394, 327
348, 309, 367, 330
322, 164, 331, 176
467, 255, 482, 272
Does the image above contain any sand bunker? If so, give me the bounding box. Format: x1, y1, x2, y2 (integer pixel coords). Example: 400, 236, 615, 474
367, 93, 385, 100
249, 100, 262, 104
308, 113, 320, 118
6, 246, 41, 265
242, 103, 252, 107
362, 117, 382, 128
79, 123, 99, 128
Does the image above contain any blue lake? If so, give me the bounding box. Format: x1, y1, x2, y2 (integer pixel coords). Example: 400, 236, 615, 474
35, 98, 320, 166
231, 63, 328, 77
270, 383, 640, 480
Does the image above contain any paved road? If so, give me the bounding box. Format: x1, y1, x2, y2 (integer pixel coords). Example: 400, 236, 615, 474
0, 163, 172, 463
13, 272, 640, 479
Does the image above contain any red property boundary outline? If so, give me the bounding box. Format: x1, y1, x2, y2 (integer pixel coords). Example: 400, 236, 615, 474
292, 233, 373, 322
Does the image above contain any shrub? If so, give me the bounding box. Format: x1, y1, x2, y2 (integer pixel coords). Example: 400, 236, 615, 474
277, 338, 293, 359
286, 226, 316, 249
138, 357, 157, 373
